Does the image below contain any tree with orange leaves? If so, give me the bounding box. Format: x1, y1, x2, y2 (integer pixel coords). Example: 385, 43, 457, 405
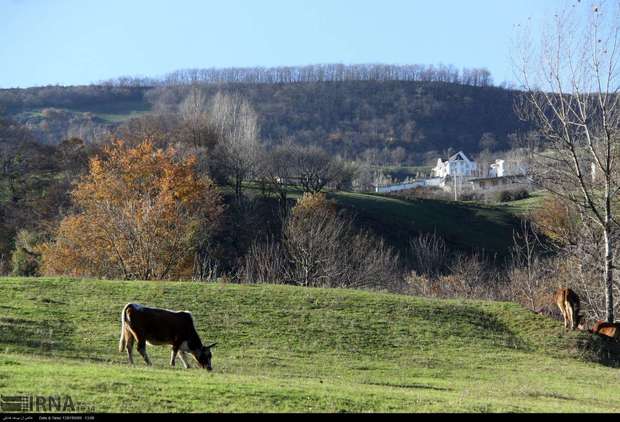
40, 139, 224, 280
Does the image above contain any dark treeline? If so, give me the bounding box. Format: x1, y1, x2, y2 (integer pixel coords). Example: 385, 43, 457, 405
144, 80, 527, 160
101, 63, 495, 88
0, 64, 495, 113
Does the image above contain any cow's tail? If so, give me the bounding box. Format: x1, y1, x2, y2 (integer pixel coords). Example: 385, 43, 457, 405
119, 303, 132, 352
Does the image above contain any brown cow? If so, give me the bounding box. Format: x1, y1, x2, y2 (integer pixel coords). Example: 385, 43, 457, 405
118, 303, 217, 370
554, 288, 581, 330
590, 320, 620, 340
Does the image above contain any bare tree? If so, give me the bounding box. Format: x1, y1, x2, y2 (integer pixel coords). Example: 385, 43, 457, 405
507, 220, 554, 311
240, 193, 402, 291
475, 149, 495, 178
156, 63, 494, 87
294, 145, 344, 193
179, 85, 211, 148
338, 230, 402, 290
409, 232, 449, 278
240, 237, 287, 284
208, 92, 261, 200
259, 141, 298, 215
515, 0, 620, 322
565, 219, 620, 322
115, 113, 183, 148
350, 161, 374, 192
282, 194, 347, 287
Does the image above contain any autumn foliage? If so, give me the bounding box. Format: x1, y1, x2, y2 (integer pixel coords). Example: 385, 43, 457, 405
40, 140, 223, 280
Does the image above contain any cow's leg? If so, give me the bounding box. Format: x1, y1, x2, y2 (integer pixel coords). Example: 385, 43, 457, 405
137, 340, 151, 366
567, 304, 575, 330
170, 346, 179, 367
558, 304, 568, 329
126, 333, 135, 365
179, 351, 191, 369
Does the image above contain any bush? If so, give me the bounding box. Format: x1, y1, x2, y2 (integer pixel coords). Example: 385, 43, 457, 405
11, 230, 41, 276
459, 192, 485, 202
405, 251, 505, 301
496, 188, 530, 203
389, 187, 452, 201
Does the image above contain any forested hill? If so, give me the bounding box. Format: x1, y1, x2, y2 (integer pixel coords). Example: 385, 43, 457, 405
0, 79, 531, 160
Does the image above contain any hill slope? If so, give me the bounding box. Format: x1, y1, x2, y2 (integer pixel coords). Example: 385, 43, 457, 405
0, 277, 618, 412
331, 192, 525, 258
2, 81, 530, 157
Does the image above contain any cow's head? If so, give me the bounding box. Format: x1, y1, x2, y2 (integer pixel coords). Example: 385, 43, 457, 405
574, 313, 584, 330
196, 342, 217, 371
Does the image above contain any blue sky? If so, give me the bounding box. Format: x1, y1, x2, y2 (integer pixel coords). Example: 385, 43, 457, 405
0, 0, 565, 88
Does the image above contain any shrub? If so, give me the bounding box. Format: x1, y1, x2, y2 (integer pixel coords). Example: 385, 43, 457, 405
459, 192, 485, 202
496, 188, 529, 203
389, 187, 452, 201
408, 232, 449, 278
10, 230, 42, 276
240, 238, 287, 285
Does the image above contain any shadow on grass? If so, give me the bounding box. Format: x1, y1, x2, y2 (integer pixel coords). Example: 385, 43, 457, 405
0, 317, 75, 353
364, 381, 452, 392
415, 303, 532, 352
524, 391, 574, 401
574, 333, 620, 368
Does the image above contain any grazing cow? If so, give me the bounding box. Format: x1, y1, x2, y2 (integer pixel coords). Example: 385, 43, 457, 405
118, 303, 217, 370
554, 288, 581, 330
590, 320, 620, 340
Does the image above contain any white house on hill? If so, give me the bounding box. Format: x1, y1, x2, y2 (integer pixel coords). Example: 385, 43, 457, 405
432, 151, 477, 178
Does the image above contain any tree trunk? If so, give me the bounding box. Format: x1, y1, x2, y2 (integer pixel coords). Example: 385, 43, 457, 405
604, 228, 615, 323
235, 176, 242, 202
279, 190, 288, 218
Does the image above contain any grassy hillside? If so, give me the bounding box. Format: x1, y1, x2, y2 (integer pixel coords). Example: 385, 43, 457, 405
0, 277, 618, 412
331, 192, 524, 257
495, 191, 547, 217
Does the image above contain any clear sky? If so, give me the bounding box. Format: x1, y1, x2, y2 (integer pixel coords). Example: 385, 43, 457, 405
0, 0, 565, 88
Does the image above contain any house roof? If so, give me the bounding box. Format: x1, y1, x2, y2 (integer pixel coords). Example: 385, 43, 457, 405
434, 151, 475, 168
451, 151, 470, 161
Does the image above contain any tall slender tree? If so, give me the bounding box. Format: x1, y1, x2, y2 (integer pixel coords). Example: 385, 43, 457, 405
515, 0, 620, 322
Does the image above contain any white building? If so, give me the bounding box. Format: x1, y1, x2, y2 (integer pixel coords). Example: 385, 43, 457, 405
489, 159, 528, 178
432, 151, 477, 178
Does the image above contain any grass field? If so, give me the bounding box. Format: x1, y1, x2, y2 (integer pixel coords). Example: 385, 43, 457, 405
1, 277, 619, 413
496, 191, 547, 217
